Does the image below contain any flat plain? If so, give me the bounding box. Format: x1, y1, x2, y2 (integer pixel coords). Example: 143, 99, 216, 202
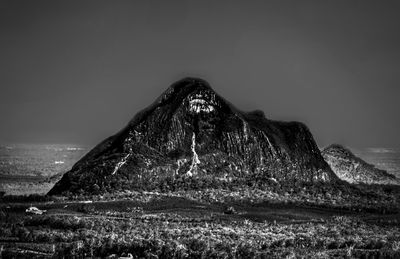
1, 145, 400, 258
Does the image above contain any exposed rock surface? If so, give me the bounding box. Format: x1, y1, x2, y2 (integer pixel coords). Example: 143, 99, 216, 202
322, 144, 400, 185
49, 78, 337, 195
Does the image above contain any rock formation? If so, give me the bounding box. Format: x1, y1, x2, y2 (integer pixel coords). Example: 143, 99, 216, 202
49, 78, 337, 195
322, 144, 400, 185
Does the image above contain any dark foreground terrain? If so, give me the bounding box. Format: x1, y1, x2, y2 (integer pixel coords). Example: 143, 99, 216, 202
1, 185, 400, 258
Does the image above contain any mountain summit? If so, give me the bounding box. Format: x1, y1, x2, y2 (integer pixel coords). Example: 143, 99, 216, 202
49, 78, 337, 195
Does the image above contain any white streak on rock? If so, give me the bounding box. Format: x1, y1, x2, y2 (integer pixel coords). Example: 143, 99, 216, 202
186, 132, 200, 176
112, 153, 131, 175
243, 122, 249, 140
262, 132, 276, 156
112, 134, 135, 175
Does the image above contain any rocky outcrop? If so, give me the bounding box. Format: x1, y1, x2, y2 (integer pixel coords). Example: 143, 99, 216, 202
48, 78, 337, 195
322, 144, 400, 185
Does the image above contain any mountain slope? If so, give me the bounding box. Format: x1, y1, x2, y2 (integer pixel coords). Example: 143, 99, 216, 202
48, 78, 337, 195
322, 144, 400, 185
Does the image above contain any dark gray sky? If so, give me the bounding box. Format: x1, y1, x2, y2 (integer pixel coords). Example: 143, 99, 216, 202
1, 0, 400, 147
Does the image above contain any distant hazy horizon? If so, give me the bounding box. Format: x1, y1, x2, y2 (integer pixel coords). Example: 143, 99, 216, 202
1, 144, 399, 180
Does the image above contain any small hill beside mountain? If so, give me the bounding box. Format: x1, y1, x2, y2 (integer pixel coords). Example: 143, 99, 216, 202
322, 144, 400, 185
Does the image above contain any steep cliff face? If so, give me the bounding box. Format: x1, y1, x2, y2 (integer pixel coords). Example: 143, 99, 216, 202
322, 144, 400, 185
48, 78, 337, 195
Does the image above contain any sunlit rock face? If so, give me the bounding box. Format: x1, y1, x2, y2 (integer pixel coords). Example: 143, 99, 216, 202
322, 144, 400, 185
48, 78, 337, 195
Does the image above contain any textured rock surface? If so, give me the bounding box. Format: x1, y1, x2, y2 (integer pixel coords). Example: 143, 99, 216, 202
49, 78, 337, 195
322, 144, 400, 185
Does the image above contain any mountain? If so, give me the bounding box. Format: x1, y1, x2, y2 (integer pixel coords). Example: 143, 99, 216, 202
48, 78, 337, 195
322, 144, 400, 185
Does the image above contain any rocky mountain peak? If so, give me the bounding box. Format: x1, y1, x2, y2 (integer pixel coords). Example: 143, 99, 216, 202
157, 77, 215, 105
48, 78, 337, 195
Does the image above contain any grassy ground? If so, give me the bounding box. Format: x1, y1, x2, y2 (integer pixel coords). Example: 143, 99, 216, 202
1, 190, 400, 258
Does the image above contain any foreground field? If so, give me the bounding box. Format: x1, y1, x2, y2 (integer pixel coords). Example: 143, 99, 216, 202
1, 190, 400, 258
